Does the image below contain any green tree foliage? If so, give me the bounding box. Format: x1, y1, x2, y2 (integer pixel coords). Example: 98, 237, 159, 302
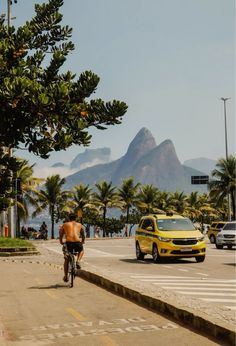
184, 192, 218, 228
118, 177, 140, 224
0, 0, 128, 158
0, 149, 23, 212
69, 183, 96, 221
32, 174, 67, 238
93, 181, 121, 237
136, 184, 162, 214
209, 155, 236, 220
14, 158, 43, 235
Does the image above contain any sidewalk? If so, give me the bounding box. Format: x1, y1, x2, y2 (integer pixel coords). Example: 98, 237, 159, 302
0, 240, 235, 346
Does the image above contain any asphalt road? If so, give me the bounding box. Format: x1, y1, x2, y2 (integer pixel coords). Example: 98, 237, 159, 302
0, 260, 221, 346
45, 237, 236, 311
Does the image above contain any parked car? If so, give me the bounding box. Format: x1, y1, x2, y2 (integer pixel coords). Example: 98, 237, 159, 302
207, 221, 227, 243
215, 221, 236, 249
135, 213, 206, 263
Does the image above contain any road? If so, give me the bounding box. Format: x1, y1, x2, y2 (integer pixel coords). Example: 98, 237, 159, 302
45, 237, 236, 311
0, 259, 222, 345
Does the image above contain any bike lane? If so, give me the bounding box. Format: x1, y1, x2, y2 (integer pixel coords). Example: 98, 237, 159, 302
0, 260, 221, 346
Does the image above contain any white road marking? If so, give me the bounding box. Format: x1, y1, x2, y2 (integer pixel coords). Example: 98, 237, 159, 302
44, 246, 127, 257
176, 292, 236, 296
150, 279, 236, 283
178, 269, 189, 272
196, 273, 209, 276
162, 287, 236, 291
131, 275, 196, 279
155, 283, 235, 287
201, 298, 236, 303
45, 246, 62, 255
85, 248, 128, 257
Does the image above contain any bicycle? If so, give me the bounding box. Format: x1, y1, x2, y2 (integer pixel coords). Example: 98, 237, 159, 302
67, 250, 78, 288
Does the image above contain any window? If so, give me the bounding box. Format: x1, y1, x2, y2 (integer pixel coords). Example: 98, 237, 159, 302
157, 218, 195, 231
223, 222, 236, 231
142, 218, 154, 231
217, 223, 225, 229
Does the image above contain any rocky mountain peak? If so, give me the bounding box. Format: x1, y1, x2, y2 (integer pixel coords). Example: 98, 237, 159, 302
125, 127, 156, 161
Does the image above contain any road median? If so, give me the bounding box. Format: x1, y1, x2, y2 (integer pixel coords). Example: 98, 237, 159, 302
79, 268, 235, 346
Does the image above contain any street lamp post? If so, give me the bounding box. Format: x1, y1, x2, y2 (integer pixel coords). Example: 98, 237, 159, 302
220, 97, 231, 221
6, 0, 18, 237
220, 97, 230, 159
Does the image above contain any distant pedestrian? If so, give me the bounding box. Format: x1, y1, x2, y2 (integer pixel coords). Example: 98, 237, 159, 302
85, 224, 90, 238
39, 221, 48, 240
21, 225, 29, 239
123, 224, 128, 237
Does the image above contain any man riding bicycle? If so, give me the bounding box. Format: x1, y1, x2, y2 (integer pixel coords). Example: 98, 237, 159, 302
59, 213, 85, 282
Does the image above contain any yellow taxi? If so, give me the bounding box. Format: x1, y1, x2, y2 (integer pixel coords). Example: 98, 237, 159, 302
207, 221, 227, 244
135, 213, 206, 263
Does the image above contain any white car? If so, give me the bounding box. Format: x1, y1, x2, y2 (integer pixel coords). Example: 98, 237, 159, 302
215, 221, 236, 249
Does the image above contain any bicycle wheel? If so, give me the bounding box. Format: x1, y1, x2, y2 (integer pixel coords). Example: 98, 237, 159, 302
68, 255, 74, 288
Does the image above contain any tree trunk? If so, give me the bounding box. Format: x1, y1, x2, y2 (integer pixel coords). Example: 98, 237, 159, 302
102, 207, 106, 237
51, 205, 55, 239
126, 206, 130, 224
231, 191, 235, 220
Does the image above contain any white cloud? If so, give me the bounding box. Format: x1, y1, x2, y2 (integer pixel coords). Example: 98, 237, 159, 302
33, 166, 78, 179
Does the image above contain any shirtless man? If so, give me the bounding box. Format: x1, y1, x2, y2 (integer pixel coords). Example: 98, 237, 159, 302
59, 213, 85, 282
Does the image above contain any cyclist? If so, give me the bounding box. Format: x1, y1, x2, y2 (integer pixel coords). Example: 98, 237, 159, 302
59, 213, 85, 282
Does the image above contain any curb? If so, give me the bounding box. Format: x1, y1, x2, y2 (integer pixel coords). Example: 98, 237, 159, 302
0, 247, 40, 257
79, 269, 236, 346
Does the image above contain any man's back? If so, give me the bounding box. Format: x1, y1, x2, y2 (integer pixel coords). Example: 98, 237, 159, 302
62, 221, 84, 242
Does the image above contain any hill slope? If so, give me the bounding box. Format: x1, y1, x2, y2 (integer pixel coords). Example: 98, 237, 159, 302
65, 128, 206, 193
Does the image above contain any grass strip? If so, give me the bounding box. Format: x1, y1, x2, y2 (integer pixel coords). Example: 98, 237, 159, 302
0, 237, 34, 248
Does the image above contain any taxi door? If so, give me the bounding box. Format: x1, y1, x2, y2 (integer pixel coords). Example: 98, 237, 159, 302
142, 218, 155, 255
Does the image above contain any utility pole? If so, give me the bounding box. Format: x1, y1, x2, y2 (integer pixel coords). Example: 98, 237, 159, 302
220, 97, 230, 159
220, 97, 231, 221
7, 0, 19, 237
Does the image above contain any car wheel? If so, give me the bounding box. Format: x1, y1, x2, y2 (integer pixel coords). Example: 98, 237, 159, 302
136, 242, 145, 260
152, 244, 161, 263
195, 255, 205, 263
227, 245, 233, 249
209, 235, 216, 244
215, 244, 223, 249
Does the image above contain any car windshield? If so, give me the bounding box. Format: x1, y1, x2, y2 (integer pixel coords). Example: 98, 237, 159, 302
157, 218, 196, 231
223, 223, 236, 231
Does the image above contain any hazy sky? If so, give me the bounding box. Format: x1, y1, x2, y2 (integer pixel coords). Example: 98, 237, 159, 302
6, 0, 235, 173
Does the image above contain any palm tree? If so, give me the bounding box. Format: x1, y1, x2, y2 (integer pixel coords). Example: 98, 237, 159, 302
155, 191, 173, 212
15, 159, 43, 236
169, 191, 187, 214
136, 184, 162, 214
70, 183, 95, 221
184, 192, 218, 228
118, 177, 140, 224
93, 181, 121, 237
209, 155, 236, 220
32, 175, 67, 239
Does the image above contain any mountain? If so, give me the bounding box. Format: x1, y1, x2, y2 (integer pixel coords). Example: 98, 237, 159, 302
112, 127, 156, 182
183, 158, 217, 176
64, 127, 207, 193
70, 147, 111, 170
